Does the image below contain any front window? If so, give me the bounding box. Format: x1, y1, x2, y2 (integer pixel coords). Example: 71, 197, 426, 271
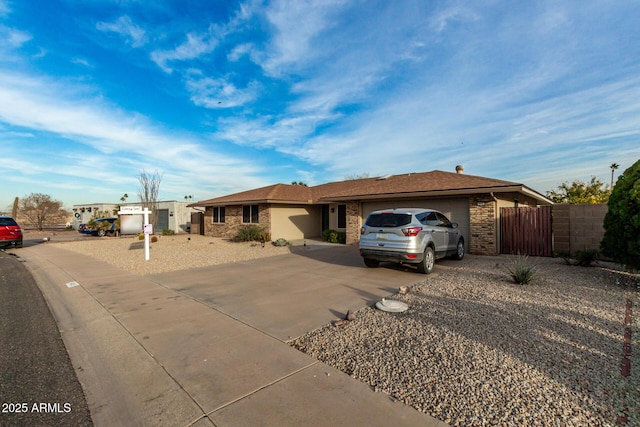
243, 205, 259, 223
213, 207, 225, 223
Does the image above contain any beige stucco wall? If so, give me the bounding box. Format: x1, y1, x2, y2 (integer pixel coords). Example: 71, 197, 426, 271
270, 204, 322, 240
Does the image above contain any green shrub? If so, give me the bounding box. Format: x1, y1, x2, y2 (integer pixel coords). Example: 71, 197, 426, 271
272, 238, 290, 247
162, 228, 175, 236
507, 254, 536, 285
574, 249, 598, 267
601, 159, 640, 271
322, 229, 346, 244
233, 225, 267, 242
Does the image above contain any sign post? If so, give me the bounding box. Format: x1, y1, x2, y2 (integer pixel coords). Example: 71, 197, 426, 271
117, 206, 152, 261
143, 208, 151, 261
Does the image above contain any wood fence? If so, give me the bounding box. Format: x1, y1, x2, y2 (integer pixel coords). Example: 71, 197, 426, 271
501, 207, 553, 256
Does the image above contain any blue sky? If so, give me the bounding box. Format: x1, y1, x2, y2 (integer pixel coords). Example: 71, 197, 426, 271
1, 0, 639, 209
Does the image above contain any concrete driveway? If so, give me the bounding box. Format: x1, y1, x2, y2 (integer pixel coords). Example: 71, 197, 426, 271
148, 244, 423, 341
18, 241, 446, 426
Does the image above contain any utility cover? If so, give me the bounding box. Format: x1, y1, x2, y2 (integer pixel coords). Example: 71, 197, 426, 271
375, 299, 408, 313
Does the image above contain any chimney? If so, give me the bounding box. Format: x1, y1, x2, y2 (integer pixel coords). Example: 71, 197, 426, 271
455, 165, 464, 174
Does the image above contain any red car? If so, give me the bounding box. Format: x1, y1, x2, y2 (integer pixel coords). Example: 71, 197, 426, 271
0, 216, 23, 248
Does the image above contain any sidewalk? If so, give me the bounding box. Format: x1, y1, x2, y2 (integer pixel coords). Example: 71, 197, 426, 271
20, 244, 447, 427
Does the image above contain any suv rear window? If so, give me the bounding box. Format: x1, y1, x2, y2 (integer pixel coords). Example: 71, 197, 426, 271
365, 213, 412, 228
0, 218, 18, 226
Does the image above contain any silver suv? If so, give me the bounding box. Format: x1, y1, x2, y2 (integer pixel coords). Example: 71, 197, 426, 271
359, 208, 464, 274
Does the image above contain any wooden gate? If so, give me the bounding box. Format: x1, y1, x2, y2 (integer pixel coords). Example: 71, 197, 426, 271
501, 207, 552, 256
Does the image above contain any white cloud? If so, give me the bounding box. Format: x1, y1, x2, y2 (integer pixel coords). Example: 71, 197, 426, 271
96, 15, 147, 48
0, 0, 9, 16
71, 57, 92, 67
151, 32, 217, 73
0, 25, 31, 49
185, 70, 259, 108
0, 70, 267, 202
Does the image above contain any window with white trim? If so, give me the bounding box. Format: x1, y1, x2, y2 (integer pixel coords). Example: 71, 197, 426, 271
242, 205, 259, 223
213, 207, 225, 223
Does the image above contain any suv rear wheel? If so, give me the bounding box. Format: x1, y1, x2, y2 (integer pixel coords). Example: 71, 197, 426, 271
364, 258, 380, 268
417, 246, 435, 274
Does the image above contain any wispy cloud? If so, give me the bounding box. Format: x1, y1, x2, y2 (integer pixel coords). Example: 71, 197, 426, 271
0, 24, 31, 49
96, 15, 147, 48
0, 70, 267, 199
185, 70, 260, 108
71, 57, 92, 67
0, 0, 9, 17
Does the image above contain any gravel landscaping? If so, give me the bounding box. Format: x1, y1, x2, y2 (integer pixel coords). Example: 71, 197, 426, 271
50, 234, 292, 275
293, 256, 639, 427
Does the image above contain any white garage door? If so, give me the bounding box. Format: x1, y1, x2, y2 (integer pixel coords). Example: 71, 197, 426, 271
362, 197, 470, 248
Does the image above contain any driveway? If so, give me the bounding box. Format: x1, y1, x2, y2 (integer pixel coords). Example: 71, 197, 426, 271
17, 241, 446, 426
147, 244, 427, 341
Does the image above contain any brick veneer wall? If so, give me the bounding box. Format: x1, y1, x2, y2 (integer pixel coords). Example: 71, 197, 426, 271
204, 204, 271, 239
345, 201, 362, 245
552, 204, 607, 254
469, 194, 498, 255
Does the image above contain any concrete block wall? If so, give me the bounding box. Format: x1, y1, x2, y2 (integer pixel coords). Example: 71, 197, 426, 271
552, 204, 607, 253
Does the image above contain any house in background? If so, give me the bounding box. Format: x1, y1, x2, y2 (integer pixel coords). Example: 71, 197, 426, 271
72, 201, 196, 234
189, 168, 552, 255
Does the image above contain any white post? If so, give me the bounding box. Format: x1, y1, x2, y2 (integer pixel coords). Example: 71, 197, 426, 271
143, 208, 150, 261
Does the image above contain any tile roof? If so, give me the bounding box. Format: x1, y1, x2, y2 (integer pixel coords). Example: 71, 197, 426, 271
192, 170, 551, 206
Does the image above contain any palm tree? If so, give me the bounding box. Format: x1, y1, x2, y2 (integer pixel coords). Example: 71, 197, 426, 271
610, 163, 619, 189
120, 193, 129, 203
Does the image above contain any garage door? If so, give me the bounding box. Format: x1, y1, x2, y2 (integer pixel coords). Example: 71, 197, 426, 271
362, 198, 470, 248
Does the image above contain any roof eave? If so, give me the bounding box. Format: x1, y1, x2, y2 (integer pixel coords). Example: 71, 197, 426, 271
190, 199, 314, 207
318, 185, 553, 204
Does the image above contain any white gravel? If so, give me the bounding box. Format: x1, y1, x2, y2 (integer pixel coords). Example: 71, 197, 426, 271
293, 256, 639, 427
51, 234, 292, 275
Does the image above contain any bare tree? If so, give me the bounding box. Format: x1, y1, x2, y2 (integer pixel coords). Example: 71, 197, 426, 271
11, 197, 19, 218
344, 172, 370, 180
19, 193, 66, 230
137, 170, 163, 229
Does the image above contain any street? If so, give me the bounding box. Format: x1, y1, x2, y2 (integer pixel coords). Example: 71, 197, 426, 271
0, 250, 92, 427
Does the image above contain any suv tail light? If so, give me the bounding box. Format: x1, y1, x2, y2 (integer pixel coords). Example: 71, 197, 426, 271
360, 227, 365, 235
402, 226, 422, 237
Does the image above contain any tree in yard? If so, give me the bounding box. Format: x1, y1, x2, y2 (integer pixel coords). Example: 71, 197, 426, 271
545, 177, 611, 204
344, 172, 370, 180
601, 159, 640, 271
11, 197, 19, 218
137, 170, 163, 229
19, 193, 66, 230
610, 163, 619, 189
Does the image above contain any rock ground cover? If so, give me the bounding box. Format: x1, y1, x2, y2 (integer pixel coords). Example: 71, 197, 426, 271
49, 233, 291, 275
293, 256, 639, 426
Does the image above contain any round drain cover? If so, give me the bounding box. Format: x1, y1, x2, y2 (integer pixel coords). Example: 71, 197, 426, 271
375, 299, 408, 313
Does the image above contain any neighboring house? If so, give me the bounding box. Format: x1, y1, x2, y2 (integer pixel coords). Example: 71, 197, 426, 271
72, 201, 196, 234
190, 168, 552, 255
